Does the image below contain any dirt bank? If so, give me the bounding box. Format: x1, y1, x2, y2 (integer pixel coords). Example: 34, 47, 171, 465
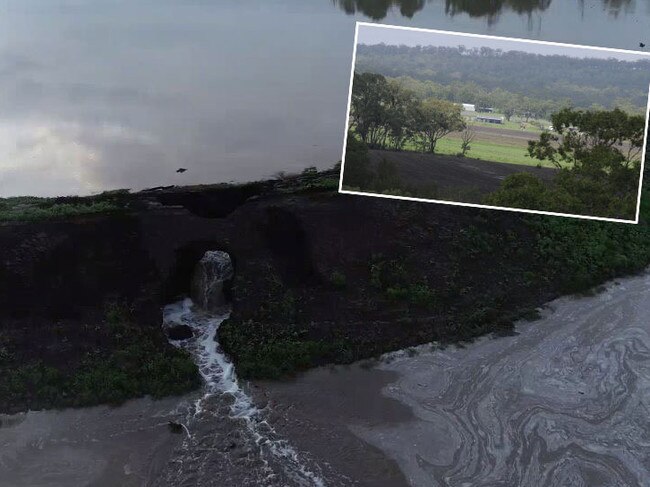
1, 169, 649, 412
367, 149, 557, 200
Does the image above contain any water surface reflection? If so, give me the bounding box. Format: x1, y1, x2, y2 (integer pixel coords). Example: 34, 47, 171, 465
0, 0, 647, 196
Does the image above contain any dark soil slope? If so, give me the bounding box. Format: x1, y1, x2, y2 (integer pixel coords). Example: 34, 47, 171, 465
367, 149, 557, 199
1, 170, 649, 412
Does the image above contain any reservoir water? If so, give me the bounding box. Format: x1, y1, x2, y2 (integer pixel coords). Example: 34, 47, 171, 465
0, 0, 648, 196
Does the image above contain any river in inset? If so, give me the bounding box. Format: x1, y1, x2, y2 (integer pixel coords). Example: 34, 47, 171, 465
0, 0, 648, 196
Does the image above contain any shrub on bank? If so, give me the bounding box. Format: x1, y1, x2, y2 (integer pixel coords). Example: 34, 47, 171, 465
220, 188, 650, 380
0, 301, 201, 412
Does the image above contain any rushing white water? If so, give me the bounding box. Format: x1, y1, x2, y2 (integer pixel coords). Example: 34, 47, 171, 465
161, 251, 326, 487
190, 250, 234, 312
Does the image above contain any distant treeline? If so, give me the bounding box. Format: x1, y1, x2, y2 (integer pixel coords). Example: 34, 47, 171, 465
389, 75, 570, 120
332, 0, 428, 19
355, 44, 649, 113
333, 1, 633, 22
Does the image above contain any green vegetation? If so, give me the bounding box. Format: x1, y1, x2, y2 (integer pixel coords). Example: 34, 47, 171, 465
488, 108, 644, 220
329, 270, 347, 289
369, 256, 437, 307
346, 71, 558, 168
219, 319, 354, 379
350, 72, 466, 153
529, 210, 650, 293
222, 178, 650, 379
0, 300, 200, 412
405, 136, 555, 168
0, 197, 126, 222
274, 166, 340, 193
0, 188, 139, 223
348, 47, 646, 216
356, 44, 649, 114
71, 340, 199, 406
0, 166, 341, 224
346, 101, 643, 220
393, 75, 575, 122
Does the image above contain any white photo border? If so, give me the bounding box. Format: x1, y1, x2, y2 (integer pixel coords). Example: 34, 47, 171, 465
338, 21, 650, 225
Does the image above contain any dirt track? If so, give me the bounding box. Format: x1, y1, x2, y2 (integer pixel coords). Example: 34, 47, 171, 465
367, 150, 558, 199
457, 124, 542, 146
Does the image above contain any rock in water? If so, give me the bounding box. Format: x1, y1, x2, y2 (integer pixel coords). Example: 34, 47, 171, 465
166, 324, 193, 340
191, 250, 234, 312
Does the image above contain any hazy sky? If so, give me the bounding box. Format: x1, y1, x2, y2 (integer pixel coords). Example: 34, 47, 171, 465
357, 23, 650, 62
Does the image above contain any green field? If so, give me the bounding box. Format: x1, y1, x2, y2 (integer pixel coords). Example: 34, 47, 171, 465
400, 137, 557, 168
441, 137, 557, 168
376, 111, 557, 168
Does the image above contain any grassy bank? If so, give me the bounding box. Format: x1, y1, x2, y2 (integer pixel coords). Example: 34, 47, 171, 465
0, 300, 200, 413
0, 191, 135, 223
220, 189, 650, 380
367, 132, 557, 168
3, 166, 649, 410
0, 168, 340, 413
435, 137, 549, 167
0, 168, 339, 223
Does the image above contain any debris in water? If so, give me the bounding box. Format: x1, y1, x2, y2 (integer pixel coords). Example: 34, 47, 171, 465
168, 421, 184, 434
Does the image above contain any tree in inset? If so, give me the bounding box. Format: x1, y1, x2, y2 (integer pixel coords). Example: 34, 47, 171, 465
460, 126, 475, 156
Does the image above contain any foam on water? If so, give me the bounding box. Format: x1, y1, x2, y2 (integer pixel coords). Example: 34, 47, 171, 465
351, 274, 650, 486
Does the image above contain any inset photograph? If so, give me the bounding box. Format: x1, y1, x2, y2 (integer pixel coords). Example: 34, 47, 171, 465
340, 23, 650, 223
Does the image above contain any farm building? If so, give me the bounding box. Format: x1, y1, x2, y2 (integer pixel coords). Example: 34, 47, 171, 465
476, 116, 504, 124
476, 107, 495, 113
462, 103, 476, 112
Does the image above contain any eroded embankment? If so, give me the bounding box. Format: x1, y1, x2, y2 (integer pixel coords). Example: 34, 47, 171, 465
1, 170, 649, 412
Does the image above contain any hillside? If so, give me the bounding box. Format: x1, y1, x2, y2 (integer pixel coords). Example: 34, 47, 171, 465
355, 43, 650, 112
2, 169, 650, 412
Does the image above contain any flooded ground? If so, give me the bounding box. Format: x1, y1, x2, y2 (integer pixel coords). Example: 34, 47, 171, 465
2, 271, 650, 486
261, 271, 650, 486
0, 396, 187, 486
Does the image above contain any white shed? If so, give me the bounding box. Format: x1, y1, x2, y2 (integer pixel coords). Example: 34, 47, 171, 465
462, 103, 476, 112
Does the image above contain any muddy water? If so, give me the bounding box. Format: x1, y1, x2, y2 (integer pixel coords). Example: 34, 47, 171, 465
262, 272, 650, 486
2, 272, 650, 486
1, 0, 648, 197
0, 299, 340, 487
0, 396, 189, 486
0, 248, 345, 486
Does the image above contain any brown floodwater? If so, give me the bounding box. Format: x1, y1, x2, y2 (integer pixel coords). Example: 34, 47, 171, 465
263, 272, 650, 486
2, 271, 650, 485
